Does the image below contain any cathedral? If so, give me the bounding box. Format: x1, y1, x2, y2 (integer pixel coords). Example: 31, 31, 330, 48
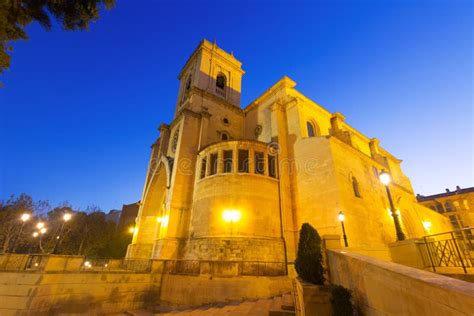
126, 39, 451, 271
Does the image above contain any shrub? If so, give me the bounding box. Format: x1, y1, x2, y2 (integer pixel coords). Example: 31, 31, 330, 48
295, 223, 324, 285
330, 285, 354, 316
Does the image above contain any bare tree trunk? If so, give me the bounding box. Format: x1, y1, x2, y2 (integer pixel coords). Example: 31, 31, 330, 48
78, 238, 85, 255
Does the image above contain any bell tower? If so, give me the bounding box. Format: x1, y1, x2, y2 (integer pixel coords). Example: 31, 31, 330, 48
175, 39, 245, 116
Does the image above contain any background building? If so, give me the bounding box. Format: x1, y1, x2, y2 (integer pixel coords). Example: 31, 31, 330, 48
417, 186, 474, 233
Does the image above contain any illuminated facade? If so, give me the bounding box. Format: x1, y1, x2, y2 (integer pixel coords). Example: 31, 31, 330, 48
417, 186, 474, 233
126, 40, 452, 266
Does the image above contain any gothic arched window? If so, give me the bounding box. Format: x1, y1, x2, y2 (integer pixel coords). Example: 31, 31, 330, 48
352, 177, 361, 198
307, 121, 315, 137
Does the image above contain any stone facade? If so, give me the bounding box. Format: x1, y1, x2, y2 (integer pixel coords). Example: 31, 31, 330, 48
127, 39, 452, 270
417, 186, 474, 233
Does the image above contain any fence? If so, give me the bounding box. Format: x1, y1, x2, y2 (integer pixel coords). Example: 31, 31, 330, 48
0, 254, 285, 276
422, 227, 474, 273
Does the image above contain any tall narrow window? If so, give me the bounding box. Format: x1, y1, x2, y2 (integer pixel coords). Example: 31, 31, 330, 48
210, 153, 218, 175
307, 121, 315, 137
445, 202, 454, 212
238, 150, 249, 173
255, 151, 264, 174
200, 157, 207, 179
182, 75, 192, 102
216, 73, 226, 97
268, 155, 277, 178
352, 177, 361, 198
435, 203, 444, 213
223, 150, 233, 173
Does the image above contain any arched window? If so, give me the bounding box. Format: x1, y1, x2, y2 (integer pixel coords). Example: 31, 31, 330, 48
216, 73, 226, 89
182, 75, 192, 102
221, 132, 229, 141
307, 121, 315, 137
185, 75, 192, 91
352, 177, 361, 198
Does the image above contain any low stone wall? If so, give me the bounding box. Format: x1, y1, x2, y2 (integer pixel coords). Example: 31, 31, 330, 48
0, 270, 162, 316
0, 255, 292, 314
159, 273, 291, 306
327, 249, 474, 315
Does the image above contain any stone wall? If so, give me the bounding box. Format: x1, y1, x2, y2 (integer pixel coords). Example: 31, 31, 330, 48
179, 237, 285, 262
327, 249, 474, 315
0, 254, 292, 314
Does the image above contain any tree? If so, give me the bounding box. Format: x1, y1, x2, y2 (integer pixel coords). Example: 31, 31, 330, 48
0, 194, 50, 253
330, 285, 354, 316
295, 223, 325, 285
0, 0, 115, 78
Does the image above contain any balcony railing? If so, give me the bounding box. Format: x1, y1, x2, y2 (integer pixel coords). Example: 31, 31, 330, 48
422, 228, 474, 274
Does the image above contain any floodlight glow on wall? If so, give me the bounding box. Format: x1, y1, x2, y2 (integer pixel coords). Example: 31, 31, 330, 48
422, 221, 432, 233
157, 215, 169, 226
222, 210, 241, 223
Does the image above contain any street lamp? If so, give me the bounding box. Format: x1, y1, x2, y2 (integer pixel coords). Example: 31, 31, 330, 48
36, 222, 45, 230
34, 227, 47, 254
53, 213, 72, 254
379, 170, 406, 241
11, 213, 31, 253
338, 211, 348, 247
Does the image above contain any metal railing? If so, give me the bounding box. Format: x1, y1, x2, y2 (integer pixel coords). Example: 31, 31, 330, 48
81, 258, 152, 272
422, 228, 474, 274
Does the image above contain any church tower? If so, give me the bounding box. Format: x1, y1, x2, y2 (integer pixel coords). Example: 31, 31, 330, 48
127, 40, 246, 260
175, 39, 244, 116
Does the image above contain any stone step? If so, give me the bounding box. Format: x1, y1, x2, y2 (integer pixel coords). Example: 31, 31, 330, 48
281, 293, 295, 311
268, 294, 296, 316
153, 295, 296, 316
125, 310, 154, 316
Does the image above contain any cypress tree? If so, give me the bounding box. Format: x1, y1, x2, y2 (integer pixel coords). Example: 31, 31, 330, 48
295, 223, 325, 285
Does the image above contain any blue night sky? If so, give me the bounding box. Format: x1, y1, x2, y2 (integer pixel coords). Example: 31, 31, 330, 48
0, 0, 472, 211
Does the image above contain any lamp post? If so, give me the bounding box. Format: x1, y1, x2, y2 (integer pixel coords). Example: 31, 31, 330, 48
31, 231, 39, 253
338, 211, 348, 247
379, 170, 406, 241
11, 213, 31, 253
53, 213, 72, 254
35, 227, 47, 253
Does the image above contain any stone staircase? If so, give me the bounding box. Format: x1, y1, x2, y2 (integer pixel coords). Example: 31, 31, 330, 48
124, 293, 295, 316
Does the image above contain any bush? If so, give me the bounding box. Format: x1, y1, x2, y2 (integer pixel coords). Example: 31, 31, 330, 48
330, 285, 354, 316
295, 223, 325, 285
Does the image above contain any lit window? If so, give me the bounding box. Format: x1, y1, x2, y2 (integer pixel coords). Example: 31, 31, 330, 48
255, 151, 264, 175
223, 150, 232, 173
352, 177, 361, 198
238, 150, 249, 173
